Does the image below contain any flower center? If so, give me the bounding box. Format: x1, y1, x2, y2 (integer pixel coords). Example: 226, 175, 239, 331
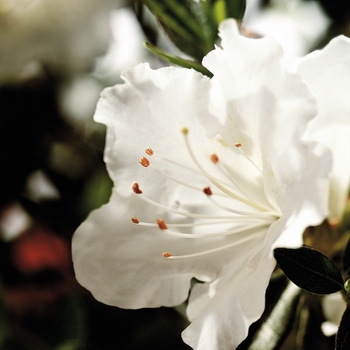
131, 128, 281, 259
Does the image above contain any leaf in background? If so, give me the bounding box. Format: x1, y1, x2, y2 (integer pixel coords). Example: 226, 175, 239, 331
224, 0, 246, 20
335, 306, 350, 350
246, 281, 301, 350
143, 0, 210, 60
213, 0, 227, 24
343, 237, 350, 277
274, 246, 344, 294
294, 293, 334, 350
141, 0, 247, 61
48, 295, 86, 350
144, 42, 213, 77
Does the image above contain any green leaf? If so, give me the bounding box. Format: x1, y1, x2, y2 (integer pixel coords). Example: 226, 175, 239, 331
343, 237, 350, 276
54, 340, 82, 350
294, 293, 334, 350
144, 42, 213, 77
142, 0, 247, 61
48, 295, 86, 349
274, 246, 344, 294
335, 306, 350, 350
199, 0, 218, 36
224, 0, 246, 20
213, 0, 227, 24
143, 0, 210, 60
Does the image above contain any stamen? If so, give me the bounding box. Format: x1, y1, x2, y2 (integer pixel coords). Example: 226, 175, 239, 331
163, 229, 263, 259
148, 162, 213, 194
157, 221, 268, 239
207, 195, 279, 218
210, 154, 219, 164
236, 146, 262, 174
145, 148, 154, 156
235, 143, 241, 147
181, 127, 189, 135
203, 187, 212, 196
214, 160, 275, 212
132, 182, 142, 194
135, 219, 245, 228
140, 157, 150, 167
152, 153, 237, 194
132, 190, 265, 220
157, 219, 168, 230
182, 130, 266, 211
131, 217, 139, 224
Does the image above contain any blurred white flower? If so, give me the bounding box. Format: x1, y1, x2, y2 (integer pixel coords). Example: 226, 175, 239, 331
322, 292, 347, 336
244, 0, 330, 57
58, 7, 153, 133
0, 0, 126, 83
94, 7, 150, 85
72, 19, 332, 349
0, 202, 32, 241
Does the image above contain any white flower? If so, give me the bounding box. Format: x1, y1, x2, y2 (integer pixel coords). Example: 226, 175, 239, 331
244, 0, 330, 57
297, 35, 350, 224
321, 292, 347, 336
72, 20, 331, 349
0, 0, 124, 83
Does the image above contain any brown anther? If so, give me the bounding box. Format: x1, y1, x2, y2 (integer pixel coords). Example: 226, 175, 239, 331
235, 143, 242, 147
210, 154, 219, 164
145, 148, 154, 156
131, 217, 140, 224
162, 252, 172, 258
203, 187, 212, 196
132, 182, 142, 194
157, 218, 168, 230
139, 157, 150, 167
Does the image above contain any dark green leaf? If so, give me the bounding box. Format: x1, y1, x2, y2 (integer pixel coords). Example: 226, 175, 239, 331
144, 42, 213, 77
224, 0, 246, 20
143, 0, 211, 60
335, 306, 350, 350
199, 0, 220, 46
295, 293, 334, 350
48, 295, 86, 349
343, 237, 350, 276
274, 246, 344, 294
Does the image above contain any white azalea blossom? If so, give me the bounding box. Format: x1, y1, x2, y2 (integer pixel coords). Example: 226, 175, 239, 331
72, 20, 332, 349
297, 35, 350, 223
244, 0, 330, 57
0, 0, 123, 83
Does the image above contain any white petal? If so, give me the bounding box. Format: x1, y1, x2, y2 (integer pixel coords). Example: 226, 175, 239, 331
73, 192, 266, 309
298, 36, 350, 221
203, 19, 318, 190
94, 63, 212, 198
183, 251, 275, 349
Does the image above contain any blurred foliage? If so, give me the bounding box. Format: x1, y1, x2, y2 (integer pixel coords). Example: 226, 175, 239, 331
0, 71, 189, 348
